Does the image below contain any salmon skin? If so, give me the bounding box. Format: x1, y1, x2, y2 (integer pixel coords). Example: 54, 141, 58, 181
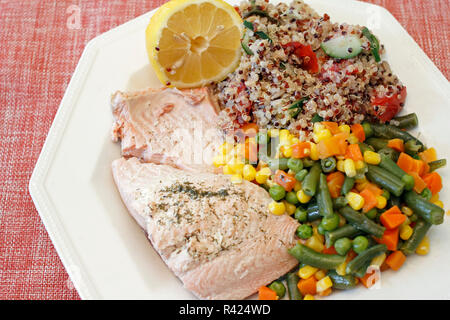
112, 157, 299, 300
111, 87, 224, 173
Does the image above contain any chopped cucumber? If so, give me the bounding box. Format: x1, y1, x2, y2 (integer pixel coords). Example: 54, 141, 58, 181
321, 35, 363, 59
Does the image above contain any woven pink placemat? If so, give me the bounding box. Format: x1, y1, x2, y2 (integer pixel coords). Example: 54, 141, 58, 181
0, 0, 448, 300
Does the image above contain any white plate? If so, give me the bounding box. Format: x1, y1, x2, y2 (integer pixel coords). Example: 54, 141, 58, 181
29, 0, 450, 299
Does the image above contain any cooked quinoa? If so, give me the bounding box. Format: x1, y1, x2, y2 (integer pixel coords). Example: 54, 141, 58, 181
212, 0, 405, 138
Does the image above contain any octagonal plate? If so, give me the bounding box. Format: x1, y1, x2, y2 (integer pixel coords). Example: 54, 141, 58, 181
29, 0, 450, 299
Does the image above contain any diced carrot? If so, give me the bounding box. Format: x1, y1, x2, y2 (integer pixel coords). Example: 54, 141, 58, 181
419, 148, 437, 163
364, 183, 383, 197
241, 123, 259, 137
409, 171, 427, 193
326, 171, 345, 198
385, 251, 406, 271
322, 246, 338, 255
322, 122, 340, 135
360, 268, 380, 288
387, 139, 405, 152
292, 142, 311, 159
380, 212, 406, 229
380, 261, 390, 272
360, 188, 377, 213
351, 123, 365, 142
345, 144, 364, 161
317, 132, 349, 159
412, 159, 427, 177
245, 139, 258, 163
422, 172, 443, 195
375, 228, 399, 251
397, 152, 414, 173
297, 276, 317, 296
383, 205, 402, 215
273, 170, 296, 192
258, 286, 278, 300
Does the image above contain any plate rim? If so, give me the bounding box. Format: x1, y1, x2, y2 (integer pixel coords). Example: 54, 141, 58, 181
29, 0, 450, 300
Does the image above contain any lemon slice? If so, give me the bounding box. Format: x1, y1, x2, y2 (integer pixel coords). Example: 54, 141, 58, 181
146, 0, 243, 88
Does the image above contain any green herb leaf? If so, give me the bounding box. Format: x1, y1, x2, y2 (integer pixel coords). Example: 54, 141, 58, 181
241, 41, 254, 55
311, 113, 324, 123
243, 20, 254, 31
254, 31, 272, 42
288, 97, 309, 119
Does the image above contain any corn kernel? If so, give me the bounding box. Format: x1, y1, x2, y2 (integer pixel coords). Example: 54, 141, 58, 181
336, 155, 346, 161
268, 201, 286, 215
318, 287, 332, 297
337, 160, 345, 172
344, 159, 357, 178
228, 159, 244, 175
400, 224, 413, 240
347, 134, 359, 145
298, 265, 319, 279
313, 129, 332, 143
339, 124, 351, 134
346, 192, 365, 211
316, 276, 333, 292
312, 226, 325, 244
255, 167, 272, 184
430, 193, 439, 203
355, 160, 365, 170
243, 164, 256, 181
376, 195, 387, 209
415, 236, 429, 255
363, 151, 381, 165
401, 206, 413, 217
212, 154, 226, 167
297, 189, 312, 204
230, 174, 243, 184
447, 210, 450, 216
305, 235, 324, 252
279, 129, 291, 145
370, 253, 386, 267
219, 142, 233, 155
355, 178, 369, 192
433, 200, 444, 208
282, 146, 293, 158
336, 262, 347, 276
309, 142, 319, 161
314, 270, 327, 281
266, 178, 276, 188
313, 122, 325, 134
303, 294, 315, 300
294, 181, 302, 192
290, 136, 300, 145
268, 129, 279, 137
284, 201, 297, 215
222, 164, 234, 175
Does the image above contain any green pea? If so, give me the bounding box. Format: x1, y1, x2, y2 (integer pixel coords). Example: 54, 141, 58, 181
287, 158, 303, 173
420, 188, 432, 201
269, 185, 286, 201
321, 213, 340, 232
295, 169, 308, 182
294, 207, 308, 222
296, 225, 313, 239
317, 223, 326, 235
352, 236, 369, 254
268, 281, 286, 299
334, 237, 352, 256
381, 189, 390, 200
286, 191, 299, 205
365, 208, 378, 220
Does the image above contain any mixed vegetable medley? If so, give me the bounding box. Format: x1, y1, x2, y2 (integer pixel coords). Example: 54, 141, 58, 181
213, 113, 447, 300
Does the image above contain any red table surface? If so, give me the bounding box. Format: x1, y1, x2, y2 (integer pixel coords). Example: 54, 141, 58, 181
0, 0, 448, 300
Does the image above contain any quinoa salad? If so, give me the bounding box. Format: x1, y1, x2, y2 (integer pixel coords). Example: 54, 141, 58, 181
213, 0, 406, 138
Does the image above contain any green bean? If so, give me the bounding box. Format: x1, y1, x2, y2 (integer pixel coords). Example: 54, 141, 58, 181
420, 188, 432, 201
362, 122, 373, 138
286, 272, 302, 300
404, 140, 422, 155
370, 124, 391, 140
288, 158, 303, 173
366, 164, 405, 197
378, 147, 399, 162
341, 176, 355, 196
400, 219, 432, 255
318, 173, 334, 217
333, 196, 348, 210
365, 208, 378, 220
373, 123, 424, 151
388, 195, 401, 208
268, 281, 286, 299
339, 206, 386, 238
358, 142, 374, 154
288, 243, 346, 269
392, 113, 418, 129
302, 157, 315, 167
268, 157, 289, 171
306, 202, 321, 221
327, 270, 357, 290
346, 244, 387, 275
295, 169, 308, 182
321, 157, 336, 173
365, 137, 388, 151
302, 163, 321, 196
428, 159, 447, 172
353, 260, 372, 278
404, 190, 444, 225
325, 224, 360, 248
378, 154, 414, 190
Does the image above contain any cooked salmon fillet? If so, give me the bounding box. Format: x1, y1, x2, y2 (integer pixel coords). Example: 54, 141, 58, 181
112, 157, 299, 300
111, 87, 224, 172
